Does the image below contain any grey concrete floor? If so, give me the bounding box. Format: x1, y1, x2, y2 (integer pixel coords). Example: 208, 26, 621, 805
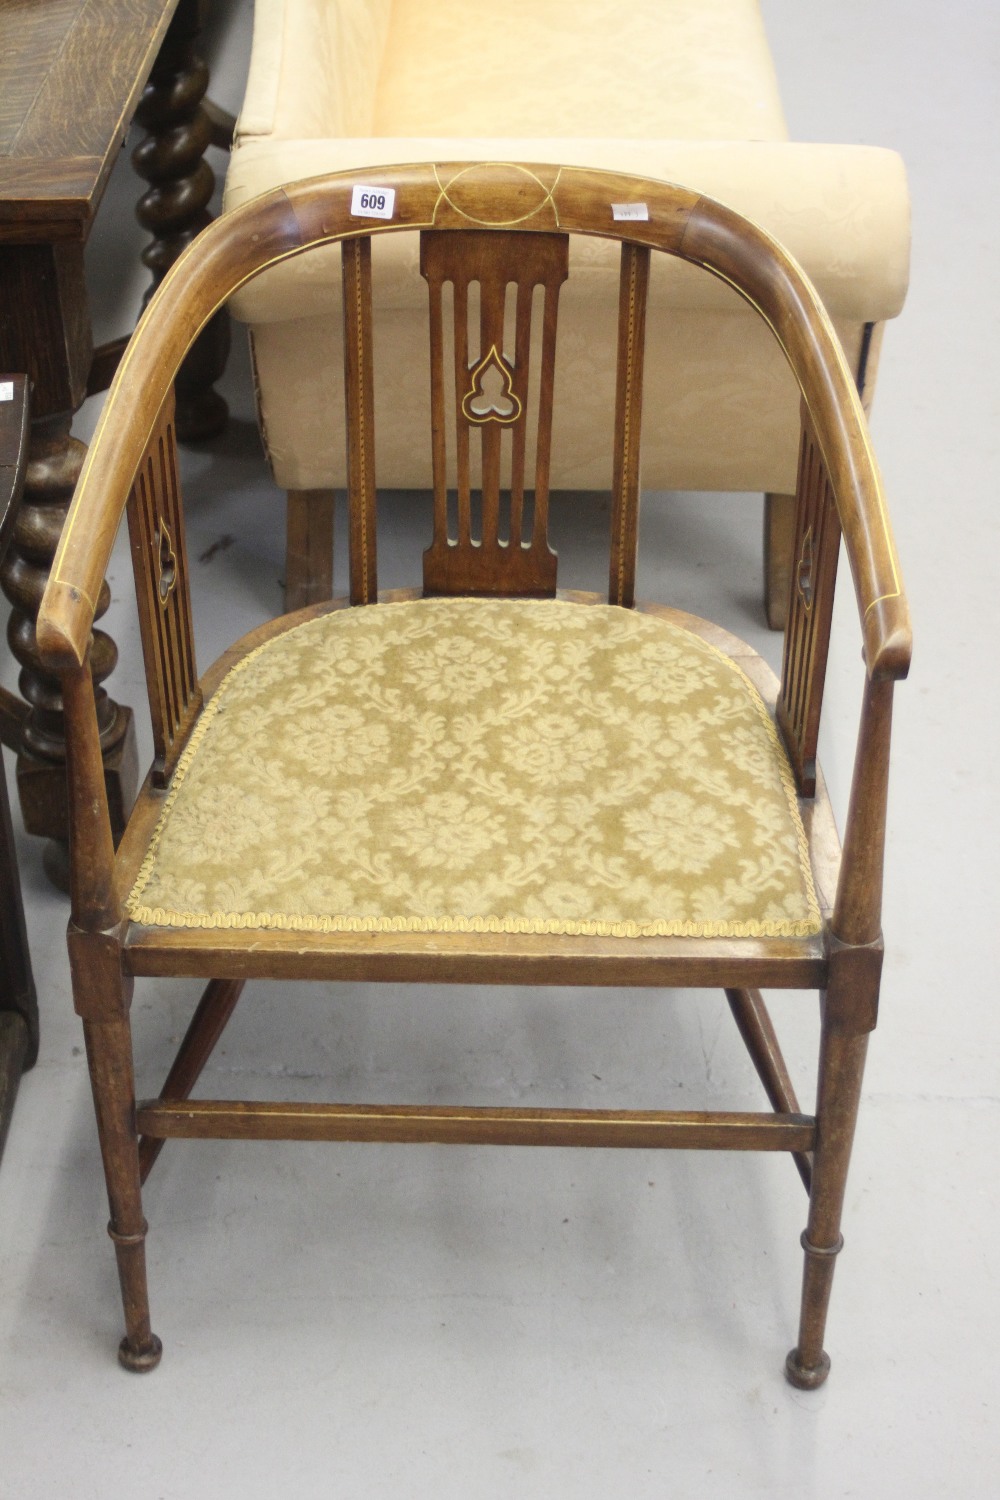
1, 2, 998, 1495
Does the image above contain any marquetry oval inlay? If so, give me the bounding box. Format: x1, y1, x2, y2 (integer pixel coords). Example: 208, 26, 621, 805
433, 162, 561, 229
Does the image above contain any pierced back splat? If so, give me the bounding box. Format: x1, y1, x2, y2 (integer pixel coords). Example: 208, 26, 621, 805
420, 230, 569, 596
125, 388, 201, 786
776, 409, 842, 797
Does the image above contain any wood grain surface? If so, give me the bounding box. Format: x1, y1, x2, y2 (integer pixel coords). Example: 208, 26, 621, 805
0, 0, 180, 237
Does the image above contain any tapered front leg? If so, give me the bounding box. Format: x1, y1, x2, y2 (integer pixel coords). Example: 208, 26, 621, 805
83, 1012, 162, 1371
785, 951, 878, 1389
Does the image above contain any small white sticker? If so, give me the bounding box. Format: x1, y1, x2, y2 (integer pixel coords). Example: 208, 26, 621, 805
0, 381, 13, 402
612, 202, 649, 222
351, 184, 396, 220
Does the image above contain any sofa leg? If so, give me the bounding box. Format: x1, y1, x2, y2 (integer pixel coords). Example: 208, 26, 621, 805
286, 489, 335, 611
763, 491, 796, 630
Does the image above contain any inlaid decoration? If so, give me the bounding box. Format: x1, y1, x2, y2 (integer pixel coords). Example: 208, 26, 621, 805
462, 346, 522, 425
126, 391, 201, 784
420, 229, 569, 595
777, 419, 842, 797
155, 519, 178, 604
795, 526, 814, 612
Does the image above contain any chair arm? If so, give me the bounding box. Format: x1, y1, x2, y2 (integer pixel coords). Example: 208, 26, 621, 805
38, 164, 910, 680
224, 139, 909, 326
36, 191, 306, 673
680, 198, 911, 681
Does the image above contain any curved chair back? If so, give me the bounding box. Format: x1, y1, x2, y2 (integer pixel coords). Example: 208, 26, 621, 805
40, 162, 908, 683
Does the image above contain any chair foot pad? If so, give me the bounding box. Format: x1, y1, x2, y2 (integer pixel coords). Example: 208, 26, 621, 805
118, 1333, 163, 1373
784, 1348, 831, 1389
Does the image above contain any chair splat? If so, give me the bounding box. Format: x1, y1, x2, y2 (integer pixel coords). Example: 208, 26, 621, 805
125, 389, 200, 785
777, 412, 842, 796
420, 230, 568, 596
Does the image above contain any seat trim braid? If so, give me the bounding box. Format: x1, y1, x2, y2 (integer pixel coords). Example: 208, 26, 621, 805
125, 598, 821, 940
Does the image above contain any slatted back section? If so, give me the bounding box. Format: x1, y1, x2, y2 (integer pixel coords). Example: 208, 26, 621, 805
776, 408, 842, 796
125, 388, 201, 786
608, 243, 650, 607
420, 230, 569, 596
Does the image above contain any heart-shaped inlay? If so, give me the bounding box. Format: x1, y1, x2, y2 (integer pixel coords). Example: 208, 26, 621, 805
462, 346, 522, 425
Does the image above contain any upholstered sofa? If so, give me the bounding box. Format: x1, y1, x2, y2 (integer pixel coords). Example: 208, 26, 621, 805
223, 0, 910, 617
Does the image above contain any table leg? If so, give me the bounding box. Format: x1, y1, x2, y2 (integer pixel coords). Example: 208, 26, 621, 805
133, 0, 230, 442
0, 728, 38, 1165
0, 412, 137, 889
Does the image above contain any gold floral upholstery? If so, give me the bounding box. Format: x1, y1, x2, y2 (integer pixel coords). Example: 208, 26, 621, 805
127, 598, 820, 938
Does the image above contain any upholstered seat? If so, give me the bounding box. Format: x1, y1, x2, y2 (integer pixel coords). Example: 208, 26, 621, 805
127, 597, 820, 938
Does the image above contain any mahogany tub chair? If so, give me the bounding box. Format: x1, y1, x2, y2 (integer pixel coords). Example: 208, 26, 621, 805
37, 163, 911, 1386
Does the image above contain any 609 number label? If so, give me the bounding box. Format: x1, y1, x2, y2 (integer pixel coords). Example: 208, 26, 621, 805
351, 184, 396, 220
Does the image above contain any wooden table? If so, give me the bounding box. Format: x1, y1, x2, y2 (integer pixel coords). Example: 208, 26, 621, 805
0, 0, 230, 886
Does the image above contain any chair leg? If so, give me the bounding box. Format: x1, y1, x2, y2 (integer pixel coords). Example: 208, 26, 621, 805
763, 492, 796, 630
285, 488, 335, 610
83, 1014, 162, 1372
785, 989, 871, 1389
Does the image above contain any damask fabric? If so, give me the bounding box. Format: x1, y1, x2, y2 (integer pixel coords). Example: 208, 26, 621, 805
374, 0, 786, 142
235, 0, 785, 144
128, 599, 820, 940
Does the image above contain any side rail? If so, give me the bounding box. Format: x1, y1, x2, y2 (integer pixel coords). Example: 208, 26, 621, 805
676, 196, 910, 959
676, 200, 909, 685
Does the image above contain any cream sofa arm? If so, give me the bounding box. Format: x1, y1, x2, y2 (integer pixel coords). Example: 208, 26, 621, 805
223, 139, 909, 325
235, 0, 393, 141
